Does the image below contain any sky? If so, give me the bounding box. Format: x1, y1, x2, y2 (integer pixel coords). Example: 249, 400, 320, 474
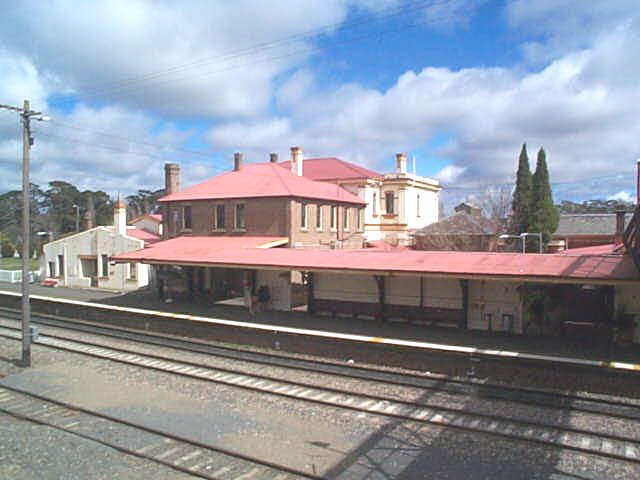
0, 0, 638, 209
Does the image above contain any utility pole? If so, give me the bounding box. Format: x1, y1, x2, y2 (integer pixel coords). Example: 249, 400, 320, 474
0, 100, 49, 367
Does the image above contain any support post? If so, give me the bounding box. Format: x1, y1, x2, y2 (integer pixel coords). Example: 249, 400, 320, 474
306, 272, 316, 315
186, 266, 194, 301
375, 275, 386, 321
459, 279, 469, 330
21, 99, 31, 367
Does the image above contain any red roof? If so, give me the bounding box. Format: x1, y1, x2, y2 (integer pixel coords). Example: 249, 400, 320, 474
279, 157, 383, 181
126, 228, 161, 245
158, 163, 365, 205
115, 240, 640, 283
129, 213, 162, 225
129, 235, 288, 252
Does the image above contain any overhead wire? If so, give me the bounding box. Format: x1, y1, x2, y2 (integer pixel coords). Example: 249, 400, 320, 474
42, 118, 214, 159
59, 0, 437, 100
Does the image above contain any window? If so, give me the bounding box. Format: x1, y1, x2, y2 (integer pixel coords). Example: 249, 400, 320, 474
48, 261, 55, 277
182, 205, 192, 230
330, 206, 337, 230
416, 194, 421, 217
214, 204, 225, 230
129, 263, 137, 280
235, 203, 246, 230
101, 254, 109, 278
385, 192, 395, 214
57, 255, 64, 277
300, 203, 308, 230
372, 192, 377, 216
343, 207, 349, 231
316, 205, 323, 230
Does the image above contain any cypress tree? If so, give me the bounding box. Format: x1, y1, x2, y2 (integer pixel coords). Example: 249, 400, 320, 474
530, 147, 559, 250
510, 143, 532, 233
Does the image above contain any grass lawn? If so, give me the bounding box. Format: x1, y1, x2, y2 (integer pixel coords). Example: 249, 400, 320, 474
0, 257, 39, 271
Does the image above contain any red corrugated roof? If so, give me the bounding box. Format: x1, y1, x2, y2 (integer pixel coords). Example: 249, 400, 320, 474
279, 157, 383, 181
126, 228, 161, 245
158, 163, 365, 204
114, 238, 640, 283
129, 213, 163, 225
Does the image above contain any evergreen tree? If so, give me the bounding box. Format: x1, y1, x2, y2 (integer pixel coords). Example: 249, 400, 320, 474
510, 143, 532, 233
530, 147, 559, 250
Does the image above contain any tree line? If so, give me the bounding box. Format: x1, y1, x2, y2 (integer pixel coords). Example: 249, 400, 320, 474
0, 181, 164, 257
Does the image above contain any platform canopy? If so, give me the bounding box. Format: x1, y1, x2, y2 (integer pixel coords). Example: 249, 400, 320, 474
114, 236, 640, 285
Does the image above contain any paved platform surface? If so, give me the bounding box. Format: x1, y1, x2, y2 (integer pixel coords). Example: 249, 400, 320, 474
2, 281, 640, 364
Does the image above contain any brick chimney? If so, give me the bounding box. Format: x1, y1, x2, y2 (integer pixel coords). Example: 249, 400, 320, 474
113, 195, 127, 236
396, 153, 407, 174
234, 152, 243, 171
290, 146, 303, 176
164, 163, 180, 196
615, 206, 626, 245
269, 152, 278, 163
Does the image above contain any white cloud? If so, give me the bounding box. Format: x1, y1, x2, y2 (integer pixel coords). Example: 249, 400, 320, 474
205, 9, 640, 200
435, 165, 466, 184
0, 0, 388, 119
1, 0, 638, 202
608, 191, 634, 203
422, 0, 486, 32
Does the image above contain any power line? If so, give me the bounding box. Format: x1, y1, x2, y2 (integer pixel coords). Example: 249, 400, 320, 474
35, 130, 221, 171
62, 0, 436, 99
25, 0, 443, 107
43, 118, 214, 158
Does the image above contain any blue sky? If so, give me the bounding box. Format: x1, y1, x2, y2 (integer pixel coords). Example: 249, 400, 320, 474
0, 0, 638, 209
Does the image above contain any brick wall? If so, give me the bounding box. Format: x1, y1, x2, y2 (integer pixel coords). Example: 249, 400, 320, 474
164, 198, 289, 237
162, 197, 364, 248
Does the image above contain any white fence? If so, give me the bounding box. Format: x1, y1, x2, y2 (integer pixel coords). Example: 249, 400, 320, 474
0, 270, 40, 284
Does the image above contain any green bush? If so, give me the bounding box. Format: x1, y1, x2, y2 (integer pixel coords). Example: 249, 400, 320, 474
1, 235, 15, 258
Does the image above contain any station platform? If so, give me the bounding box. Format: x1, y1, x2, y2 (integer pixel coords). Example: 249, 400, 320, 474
2, 281, 640, 369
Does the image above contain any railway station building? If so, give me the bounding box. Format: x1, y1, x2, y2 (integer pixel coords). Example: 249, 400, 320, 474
115, 152, 640, 344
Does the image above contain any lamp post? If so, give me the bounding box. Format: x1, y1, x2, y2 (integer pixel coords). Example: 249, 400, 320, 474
0, 100, 50, 367
499, 232, 543, 253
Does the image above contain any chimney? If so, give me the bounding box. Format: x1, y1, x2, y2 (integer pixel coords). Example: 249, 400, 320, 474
615, 206, 626, 245
269, 152, 278, 163
290, 146, 303, 176
164, 163, 180, 196
114, 195, 127, 236
233, 152, 243, 171
83, 210, 94, 230
396, 153, 407, 174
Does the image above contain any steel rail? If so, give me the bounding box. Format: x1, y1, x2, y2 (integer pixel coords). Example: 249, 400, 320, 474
1, 306, 639, 421
1, 326, 639, 464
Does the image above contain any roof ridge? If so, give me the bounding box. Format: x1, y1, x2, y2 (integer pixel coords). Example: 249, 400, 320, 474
269, 162, 294, 196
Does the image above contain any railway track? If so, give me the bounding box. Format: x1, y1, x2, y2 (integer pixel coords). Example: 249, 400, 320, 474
0, 384, 313, 479
1, 312, 639, 465
1, 307, 639, 422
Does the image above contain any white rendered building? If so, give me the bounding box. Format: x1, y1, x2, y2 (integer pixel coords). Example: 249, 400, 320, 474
40, 200, 158, 291
281, 150, 441, 245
